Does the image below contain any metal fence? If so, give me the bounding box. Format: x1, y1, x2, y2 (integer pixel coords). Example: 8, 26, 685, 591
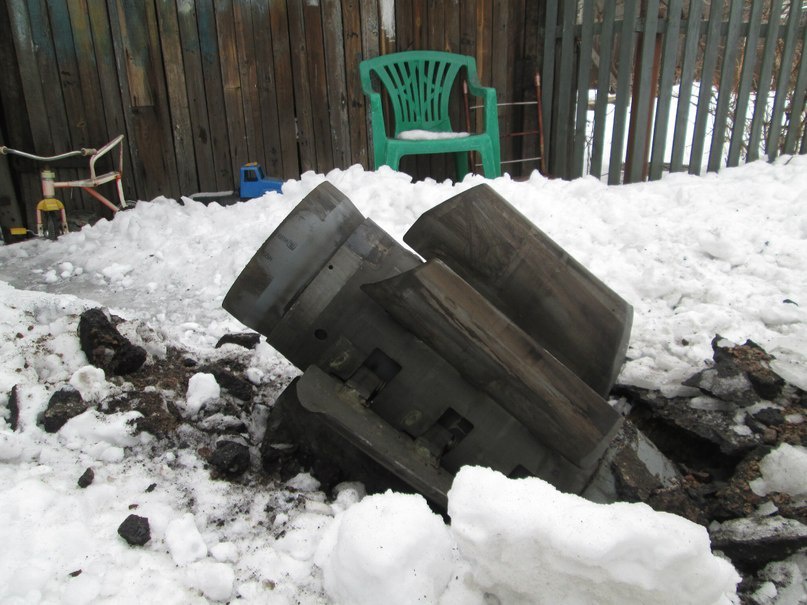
541, 0, 807, 183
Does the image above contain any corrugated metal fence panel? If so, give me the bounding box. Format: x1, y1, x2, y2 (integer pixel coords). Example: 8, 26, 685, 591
542, 0, 807, 184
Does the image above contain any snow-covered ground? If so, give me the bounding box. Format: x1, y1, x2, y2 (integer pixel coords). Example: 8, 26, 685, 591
1, 159, 806, 604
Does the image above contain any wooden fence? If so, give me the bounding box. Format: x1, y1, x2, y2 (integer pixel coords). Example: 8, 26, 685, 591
0, 0, 545, 228
2, 0, 807, 231
541, 0, 807, 183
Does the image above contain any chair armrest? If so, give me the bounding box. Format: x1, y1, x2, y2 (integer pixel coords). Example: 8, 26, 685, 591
465, 78, 500, 140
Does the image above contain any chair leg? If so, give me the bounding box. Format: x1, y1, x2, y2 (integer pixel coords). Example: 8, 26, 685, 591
480, 144, 501, 178
454, 152, 469, 182
386, 151, 402, 171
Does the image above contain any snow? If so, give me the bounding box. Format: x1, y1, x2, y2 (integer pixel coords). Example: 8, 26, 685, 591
749, 444, 807, 503
166, 513, 210, 565
397, 129, 471, 140
183, 373, 221, 417
448, 467, 740, 605
1, 159, 806, 603
315, 491, 457, 605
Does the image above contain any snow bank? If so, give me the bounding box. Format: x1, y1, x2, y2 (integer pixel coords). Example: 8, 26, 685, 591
316, 491, 456, 605
447, 467, 740, 605
3, 158, 806, 603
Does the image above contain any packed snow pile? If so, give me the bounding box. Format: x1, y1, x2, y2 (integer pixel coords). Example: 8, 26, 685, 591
448, 467, 740, 605
315, 491, 457, 605
1, 158, 806, 603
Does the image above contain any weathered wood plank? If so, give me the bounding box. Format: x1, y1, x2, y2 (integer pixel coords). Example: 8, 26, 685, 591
802, 116, 807, 154
233, 0, 266, 167
18, 0, 68, 155
427, 0, 444, 51
142, 0, 180, 197
0, 14, 28, 230
0, 127, 25, 234
87, 1, 135, 198
0, 1, 34, 229
573, 0, 595, 179
286, 0, 317, 173
707, 0, 743, 172
670, 0, 705, 172
303, 0, 334, 170
607, 0, 639, 184
106, 0, 144, 196
486, 0, 517, 178
215, 0, 248, 181
0, 2, 36, 158
115, 0, 154, 109
504, 0, 527, 177
175, 0, 217, 192
379, 0, 397, 55
360, 0, 381, 170
459, 0, 477, 141
195, 0, 234, 189
342, 0, 369, 169
425, 0, 449, 179
45, 0, 91, 209
248, 2, 281, 177
590, 0, 616, 179
747, 0, 783, 162
322, 0, 352, 169
520, 0, 541, 171
649, 0, 683, 179
396, 0, 414, 51
155, 0, 197, 195
68, 0, 125, 210
475, 0, 493, 85
465, 0, 491, 177
727, 0, 763, 167
540, 0, 558, 176
766, 1, 802, 161
554, 0, 577, 180
268, 0, 300, 179
66, 0, 107, 148
687, 0, 722, 175
783, 25, 807, 155
625, 0, 661, 183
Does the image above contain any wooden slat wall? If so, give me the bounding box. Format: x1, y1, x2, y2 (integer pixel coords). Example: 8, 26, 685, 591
542, 0, 807, 183
5, 0, 804, 219
1, 0, 545, 222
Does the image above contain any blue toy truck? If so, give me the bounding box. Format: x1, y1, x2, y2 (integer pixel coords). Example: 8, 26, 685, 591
239, 163, 283, 198
189, 162, 283, 205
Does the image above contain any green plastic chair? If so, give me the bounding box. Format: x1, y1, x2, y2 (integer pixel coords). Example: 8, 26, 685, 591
359, 51, 501, 180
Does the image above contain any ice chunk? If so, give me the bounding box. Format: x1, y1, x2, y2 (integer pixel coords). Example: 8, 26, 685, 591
749, 444, 807, 502
165, 513, 208, 565
182, 373, 220, 417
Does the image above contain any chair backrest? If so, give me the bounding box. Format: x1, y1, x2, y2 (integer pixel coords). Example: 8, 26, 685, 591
360, 51, 474, 136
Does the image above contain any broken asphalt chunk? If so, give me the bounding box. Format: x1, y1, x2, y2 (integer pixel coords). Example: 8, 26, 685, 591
41, 386, 87, 433
215, 332, 261, 349
78, 308, 146, 375
710, 516, 807, 573
117, 514, 151, 546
